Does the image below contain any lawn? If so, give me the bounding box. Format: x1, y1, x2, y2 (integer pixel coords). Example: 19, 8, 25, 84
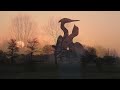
0, 63, 120, 79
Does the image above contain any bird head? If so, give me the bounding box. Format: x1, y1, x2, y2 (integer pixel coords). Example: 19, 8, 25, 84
59, 18, 80, 24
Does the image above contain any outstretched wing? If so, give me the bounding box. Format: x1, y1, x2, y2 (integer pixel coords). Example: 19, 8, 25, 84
71, 24, 79, 37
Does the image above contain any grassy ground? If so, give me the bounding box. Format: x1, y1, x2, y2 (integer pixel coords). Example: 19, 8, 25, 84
0, 63, 120, 79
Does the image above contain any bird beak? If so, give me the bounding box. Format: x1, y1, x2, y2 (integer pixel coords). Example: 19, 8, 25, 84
71, 20, 80, 22
58, 20, 61, 23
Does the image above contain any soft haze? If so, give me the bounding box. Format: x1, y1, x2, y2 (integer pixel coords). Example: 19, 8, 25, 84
0, 11, 120, 55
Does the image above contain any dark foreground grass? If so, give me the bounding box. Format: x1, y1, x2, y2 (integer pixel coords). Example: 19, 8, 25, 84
0, 63, 120, 79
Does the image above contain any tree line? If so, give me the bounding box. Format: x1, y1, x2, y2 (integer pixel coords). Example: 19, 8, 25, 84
0, 39, 119, 65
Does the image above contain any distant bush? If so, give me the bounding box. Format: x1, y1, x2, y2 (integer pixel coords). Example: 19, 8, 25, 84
42, 45, 54, 55
7, 39, 19, 64
82, 46, 97, 63
0, 50, 7, 63
102, 55, 116, 64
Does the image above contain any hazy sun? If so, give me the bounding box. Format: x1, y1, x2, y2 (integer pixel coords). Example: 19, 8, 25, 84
17, 41, 25, 48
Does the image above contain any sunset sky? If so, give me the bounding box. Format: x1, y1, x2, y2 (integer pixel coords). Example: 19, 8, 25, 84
0, 11, 120, 55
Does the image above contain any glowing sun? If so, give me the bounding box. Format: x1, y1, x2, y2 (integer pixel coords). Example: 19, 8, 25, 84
17, 41, 25, 48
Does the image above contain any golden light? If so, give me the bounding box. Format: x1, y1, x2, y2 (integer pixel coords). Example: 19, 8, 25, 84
17, 41, 25, 48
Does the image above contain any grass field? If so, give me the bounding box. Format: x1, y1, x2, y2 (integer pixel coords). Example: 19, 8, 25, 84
0, 63, 120, 79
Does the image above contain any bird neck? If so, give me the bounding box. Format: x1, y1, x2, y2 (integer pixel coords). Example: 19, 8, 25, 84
61, 23, 68, 38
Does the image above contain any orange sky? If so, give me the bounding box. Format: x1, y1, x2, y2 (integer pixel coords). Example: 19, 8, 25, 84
0, 11, 120, 55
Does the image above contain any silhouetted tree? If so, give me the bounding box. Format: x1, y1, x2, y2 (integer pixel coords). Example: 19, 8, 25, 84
10, 14, 37, 47
84, 46, 97, 63
42, 17, 70, 44
94, 45, 108, 57
27, 38, 39, 62
100, 48, 118, 64
43, 17, 61, 44
42, 44, 54, 55
104, 48, 118, 57
7, 39, 19, 64
0, 50, 6, 63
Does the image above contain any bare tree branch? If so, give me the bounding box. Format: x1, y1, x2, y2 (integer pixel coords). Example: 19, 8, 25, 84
10, 14, 37, 47
42, 17, 70, 44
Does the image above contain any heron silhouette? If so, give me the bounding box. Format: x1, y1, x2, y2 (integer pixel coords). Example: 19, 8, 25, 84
58, 18, 80, 50
59, 18, 80, 39
54, 18, 80, 64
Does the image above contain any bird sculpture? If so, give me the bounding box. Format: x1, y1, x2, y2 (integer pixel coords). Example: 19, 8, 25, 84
58, 18, 80, 39
54, 18, 85, 64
